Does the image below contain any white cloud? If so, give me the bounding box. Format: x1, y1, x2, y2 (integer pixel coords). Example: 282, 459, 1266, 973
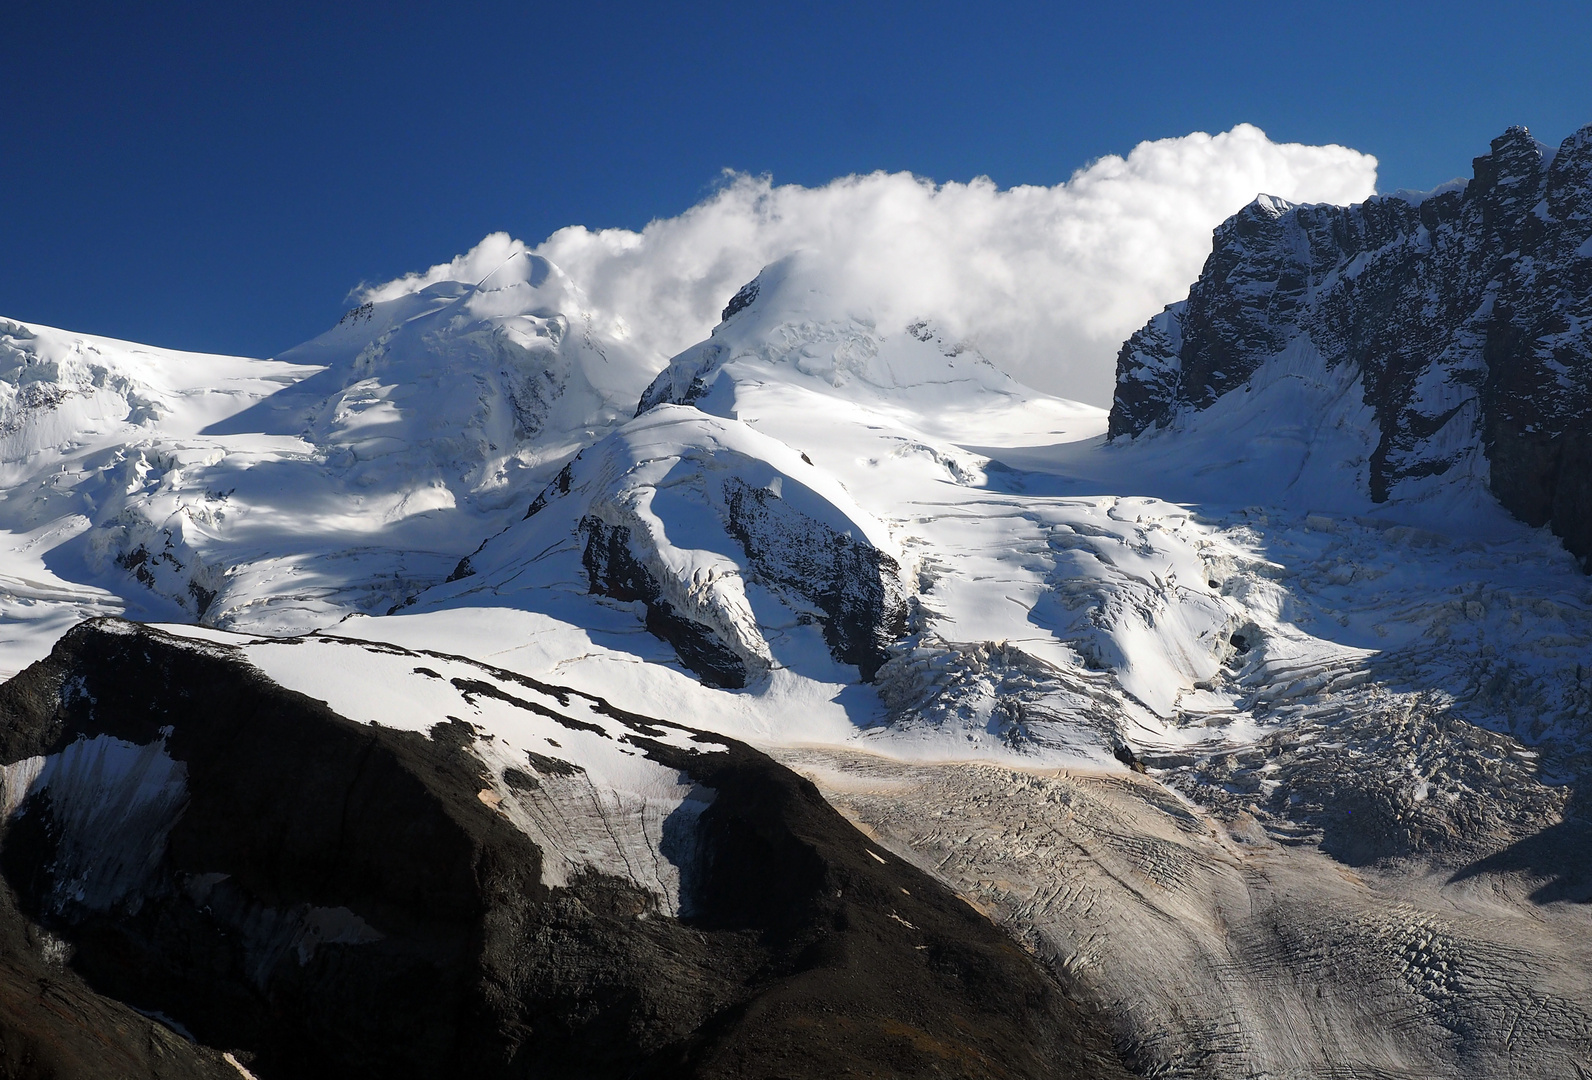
364, 125, 1376, 406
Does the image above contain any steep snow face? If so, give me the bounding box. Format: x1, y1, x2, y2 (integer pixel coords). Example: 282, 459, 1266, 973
637, 252, 1098, 447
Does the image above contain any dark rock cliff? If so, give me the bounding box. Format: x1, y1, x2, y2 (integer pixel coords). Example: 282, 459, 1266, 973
0, 620, 1129, 1079
720, 477, 906, 681
1110, 124, 1592, 569
579, 515, 754, 689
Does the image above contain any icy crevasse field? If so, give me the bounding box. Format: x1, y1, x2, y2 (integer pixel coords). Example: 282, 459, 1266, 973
1, 249, 1589, 1077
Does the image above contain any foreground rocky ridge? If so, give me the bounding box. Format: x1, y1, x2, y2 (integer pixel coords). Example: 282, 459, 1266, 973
1111, 123, 1592, 569
0, 619, 1128, 1079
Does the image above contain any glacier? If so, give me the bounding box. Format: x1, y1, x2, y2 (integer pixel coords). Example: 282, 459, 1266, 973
0, 127, 1590, 1078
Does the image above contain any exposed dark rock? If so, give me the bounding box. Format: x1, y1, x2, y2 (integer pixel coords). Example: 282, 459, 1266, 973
719, 279, 760, 324
579, 516, 751, 688
115, 545, 158, 589
1111, 744, 1148, 774
111, 540, 220, 617
1110, 123, 1592, 570
635, 344, 724, 416
446, 459, 582, 583
721, 477, 907, 681
186, 581, 216, 618
0, 619, 1131, 1079
338, 302, 374, 327
0, 874, 239, 1079
524, 460, 575, 520
523, 750, 581, 777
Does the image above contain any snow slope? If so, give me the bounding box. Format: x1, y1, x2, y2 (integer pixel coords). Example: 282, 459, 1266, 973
0, 251, 663, 670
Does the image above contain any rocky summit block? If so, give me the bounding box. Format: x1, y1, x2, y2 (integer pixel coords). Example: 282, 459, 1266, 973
1111, 123, 1592, 570
0, 619, 1128, 1080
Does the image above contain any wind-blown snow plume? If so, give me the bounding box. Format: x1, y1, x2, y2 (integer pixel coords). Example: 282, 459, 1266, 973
362, 125, 1376, 405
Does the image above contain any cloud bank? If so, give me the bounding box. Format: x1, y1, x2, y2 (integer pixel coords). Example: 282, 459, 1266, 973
365, 124, 1377, 406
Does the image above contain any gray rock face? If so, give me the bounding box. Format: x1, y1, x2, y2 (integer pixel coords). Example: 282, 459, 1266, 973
1110, 124, 1592, 569
573, 475, 909, 689
634, 342, 723, 416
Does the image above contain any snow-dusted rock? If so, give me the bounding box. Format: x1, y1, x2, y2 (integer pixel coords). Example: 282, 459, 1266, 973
437, 403, 910, 688
1111, 124, 1592, 569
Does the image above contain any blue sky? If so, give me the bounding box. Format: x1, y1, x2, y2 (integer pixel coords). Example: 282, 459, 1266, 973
5, 0, 1590, 360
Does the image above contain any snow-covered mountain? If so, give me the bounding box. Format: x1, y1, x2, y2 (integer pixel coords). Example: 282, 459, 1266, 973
0, 250, 661, 670
1, 125, 1591, 1079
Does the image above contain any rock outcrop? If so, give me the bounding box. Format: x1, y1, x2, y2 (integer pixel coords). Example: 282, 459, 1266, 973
1110, 124, 1592, 569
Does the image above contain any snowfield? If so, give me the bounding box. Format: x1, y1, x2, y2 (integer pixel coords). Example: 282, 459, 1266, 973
1, 234, 1589, 1075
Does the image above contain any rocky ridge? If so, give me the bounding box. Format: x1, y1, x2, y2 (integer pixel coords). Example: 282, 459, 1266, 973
1110, 124, 1592, 569
0, 619, 1128, 1079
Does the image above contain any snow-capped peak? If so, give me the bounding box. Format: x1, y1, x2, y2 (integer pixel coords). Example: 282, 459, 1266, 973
256, 248, 662, 499
638, 251, 1054, 433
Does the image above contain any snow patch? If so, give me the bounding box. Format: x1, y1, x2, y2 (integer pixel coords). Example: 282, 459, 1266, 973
9, 734, 189, 913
